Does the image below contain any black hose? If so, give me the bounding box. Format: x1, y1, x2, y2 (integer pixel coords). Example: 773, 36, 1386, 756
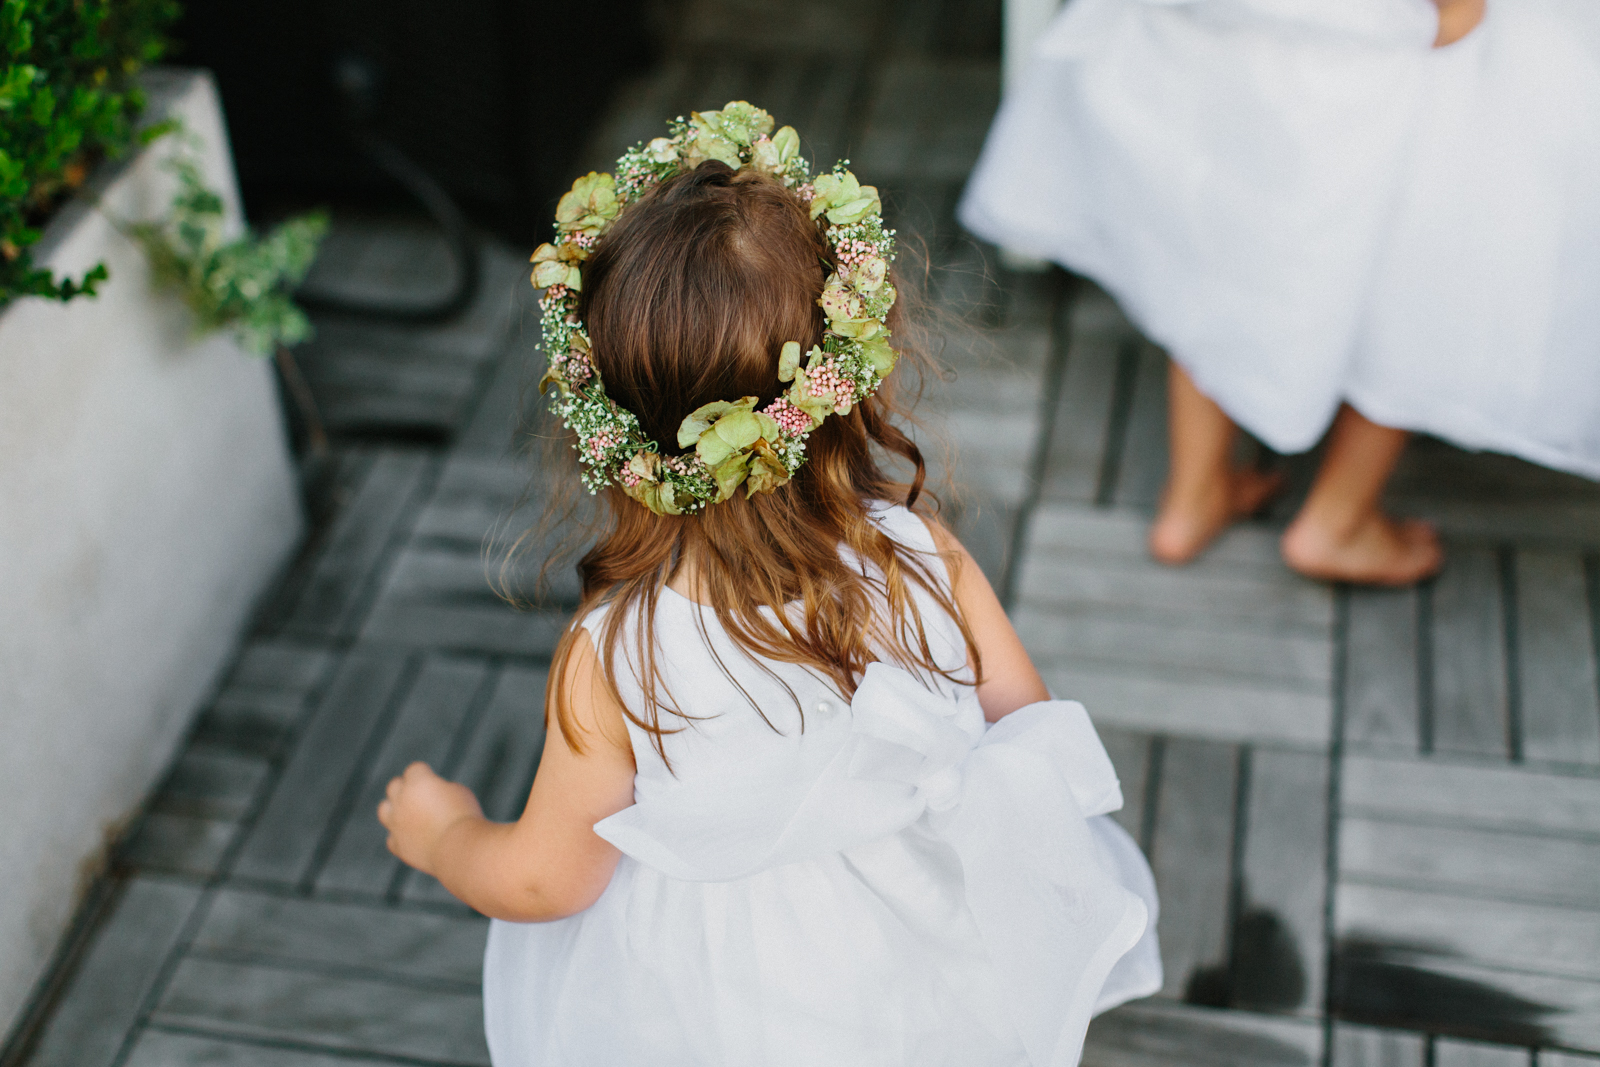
295, 54, 483, 323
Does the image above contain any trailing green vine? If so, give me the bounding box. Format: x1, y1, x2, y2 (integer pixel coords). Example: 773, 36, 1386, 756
127, 139, 329, 355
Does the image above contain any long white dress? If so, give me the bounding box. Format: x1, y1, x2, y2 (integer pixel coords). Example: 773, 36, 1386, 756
483, 504, 1162, 1067
960, 0, 1600, 478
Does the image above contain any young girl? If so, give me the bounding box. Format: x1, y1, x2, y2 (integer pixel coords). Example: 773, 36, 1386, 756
376, 104, 1161, 1066
961, 0, 1600, 584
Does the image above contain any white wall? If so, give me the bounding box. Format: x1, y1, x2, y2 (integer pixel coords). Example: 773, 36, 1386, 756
0, 69, 302, 1037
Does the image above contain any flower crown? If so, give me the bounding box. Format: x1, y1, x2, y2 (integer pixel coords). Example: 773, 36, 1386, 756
532, 101, 899, 516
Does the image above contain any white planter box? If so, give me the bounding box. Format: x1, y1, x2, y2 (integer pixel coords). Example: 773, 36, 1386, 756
0, 69, 302, 1036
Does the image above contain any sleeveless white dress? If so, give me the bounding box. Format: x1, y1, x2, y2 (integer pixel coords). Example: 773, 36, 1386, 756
483, 504, 1162, 1066
960, 0, 1600, 478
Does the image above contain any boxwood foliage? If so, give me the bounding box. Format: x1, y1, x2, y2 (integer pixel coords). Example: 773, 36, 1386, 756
1, 0, 179, 305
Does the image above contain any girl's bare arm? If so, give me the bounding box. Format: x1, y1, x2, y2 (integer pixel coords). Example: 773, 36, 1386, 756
927, 521, 1050, 722
1434, 0, 1485, 46
377, 631, 636, 922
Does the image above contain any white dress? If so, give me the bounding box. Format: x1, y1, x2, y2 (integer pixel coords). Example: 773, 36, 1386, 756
483, 504, 1162, 1067
960, 0, 1600, 478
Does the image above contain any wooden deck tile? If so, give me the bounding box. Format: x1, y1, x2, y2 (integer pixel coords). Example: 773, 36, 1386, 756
1340, 756, 1600, 838
272, 450, 437, 641
1097, 727, 1152, 844
125, 1029, 415, 1067
1331, 1023, 1426, 1067
359, 546, 569, 656
1237, 747, 1329, 1015
1109, 345, 1169, 511
403, 663, 548, 906
26, 878, 201, 1067
119, 813, 237, 879
1147, 737, 1239, 1002
1083, 1000, 1321, 1067
150, 957, 489, 1066
1429, 548, 1512, 759
231, 652, 415, 887
1339, 818, 1600, 910
1344, 587, 1422, 753
1434, 1038, 1535, 1066
316, 656, 495, 896
1040, 330, 1121, 503
1336, 883, 1600, 983
190, 889, 486, 987
1514, 550, 1600, 768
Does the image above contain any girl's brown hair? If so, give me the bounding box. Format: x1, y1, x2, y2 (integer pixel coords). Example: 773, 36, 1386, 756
543, 160, 977, 757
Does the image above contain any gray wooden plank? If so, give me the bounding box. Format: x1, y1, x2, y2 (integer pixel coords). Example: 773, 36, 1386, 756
119, 813, 237, 878
359, 546, 570, 655
1435, 1038, 1534, 1066
279, 449, 434, 641
1339, 818, 1600, 910
1331, 1023, 1426, 1067
1340, 756, 1600, 837
1344, 587, 1422, 752
1017, 610, 1332, 689
1148, 737, 1239, 1001
1083, 1000, 1320, 1067
1336, 947, 1600, 1052
1516, 550, 1600, 768
150, 957, 489, 1066
404, 664, 549, 905
1335, 882, 1600, 982
127, 1029, 418, 1067
1237, 748, 1329, 1015
1044, 666, 1331, 750
231, 651, 413, 886
152, 745, 270, 821
1431, 547, 1511, 759
1097, 727, 1150, 843
199, 641, 336, 758
317, 656, 493, 895
1543, 1052, 1600, 1066
1041, 334, 1120, 503
1110, 344, 1168, 511
1026, 502, 1289, 568
1017, 555, 1333, 634
28, 878, 202, 1067
192, 888, 486, 986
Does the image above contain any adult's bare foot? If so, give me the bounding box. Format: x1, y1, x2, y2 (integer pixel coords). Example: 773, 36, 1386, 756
1149, 467, 1286, 565
1280, 512, 1442, 586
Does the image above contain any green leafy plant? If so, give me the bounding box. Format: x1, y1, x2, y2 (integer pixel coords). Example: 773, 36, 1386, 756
128, 141, 329, 355
1, 0, 180, 305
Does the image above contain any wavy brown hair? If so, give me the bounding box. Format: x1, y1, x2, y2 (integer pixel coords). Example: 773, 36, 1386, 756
541, 160, 978, 759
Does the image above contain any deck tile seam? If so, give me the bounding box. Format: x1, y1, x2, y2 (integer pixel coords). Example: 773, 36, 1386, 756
205, 878, 483, 919
1320, 585, 1350, 1067
179, 948, 481, 997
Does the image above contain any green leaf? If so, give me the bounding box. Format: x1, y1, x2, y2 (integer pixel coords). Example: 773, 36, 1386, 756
777, 340, 801, 382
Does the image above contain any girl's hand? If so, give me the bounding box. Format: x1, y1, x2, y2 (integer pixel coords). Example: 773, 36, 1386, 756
1434, 0, 1485, 47
377, 762, 484, 877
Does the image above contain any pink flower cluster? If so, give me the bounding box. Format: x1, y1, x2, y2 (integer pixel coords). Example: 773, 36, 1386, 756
587, 429, 623, 463
763, 397, 814, 437
619, 459, 644, 488
797, 182, 816, 203
558, 350, 592, 384
806, 361, 854, 409
834, 237, 877, 269
565, 232, 598, 251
